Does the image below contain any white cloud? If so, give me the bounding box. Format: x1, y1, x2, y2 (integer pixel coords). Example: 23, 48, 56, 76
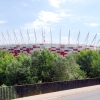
0, 20, 7, 24
23, 10, 62, 30
72, 18, 80, 20
82, 16, 94, 20
69, 0, 97, 3
70, 17, 80, 22
23, 10, 72, 30
60, 12, 72, 17
38, 11, 72, 22
49, 0, 66, 8
38, 11, 60, 22
85, 23, 99, 26
23, 19, 49, 29
90, 23, 99, 26
69, 0, 83, 2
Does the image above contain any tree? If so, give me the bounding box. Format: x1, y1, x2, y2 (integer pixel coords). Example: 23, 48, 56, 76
6, 53, 32, 85
0, 50, 15, 85
91, 50, 100, 77
51, 55, 68, 81
31, 49, 86, 83
77, 50, 98, 78
66, 53, 86, 80
31, 49, 57, 83
50, 52, 86, 82
30, 50, 41, 83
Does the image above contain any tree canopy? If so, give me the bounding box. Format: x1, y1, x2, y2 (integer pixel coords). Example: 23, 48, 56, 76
0, 49, 100, 86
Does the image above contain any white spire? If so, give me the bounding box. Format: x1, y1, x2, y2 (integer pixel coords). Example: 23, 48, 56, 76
20, 30, 24, 44
13, 30, 18, 44
34, 28, 37, 44
76, 30, 80, 45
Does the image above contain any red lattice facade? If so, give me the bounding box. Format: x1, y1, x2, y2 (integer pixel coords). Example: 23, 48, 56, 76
0, 44, 94, 56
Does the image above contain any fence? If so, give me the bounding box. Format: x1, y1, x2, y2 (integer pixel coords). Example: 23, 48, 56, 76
0, 78, 100, 100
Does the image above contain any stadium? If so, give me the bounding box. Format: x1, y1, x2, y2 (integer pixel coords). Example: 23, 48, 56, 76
0, 29, 99, 57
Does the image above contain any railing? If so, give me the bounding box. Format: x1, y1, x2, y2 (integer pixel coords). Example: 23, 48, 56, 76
0, 78, 100, 100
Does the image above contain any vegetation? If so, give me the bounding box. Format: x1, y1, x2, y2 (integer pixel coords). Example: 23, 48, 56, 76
77, 50, 100, 78
0, 49, 100, 86
0, 50, 15, 85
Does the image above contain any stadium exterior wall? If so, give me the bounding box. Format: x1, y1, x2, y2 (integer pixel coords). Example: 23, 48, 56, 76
0, 43, 95, 56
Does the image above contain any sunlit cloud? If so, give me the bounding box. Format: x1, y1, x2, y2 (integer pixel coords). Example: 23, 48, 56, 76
49, 0, 66, 8
23, 10, 72, 30
0, 20, 7, 24
85, 23, 99, 26
38, 11, 60, 22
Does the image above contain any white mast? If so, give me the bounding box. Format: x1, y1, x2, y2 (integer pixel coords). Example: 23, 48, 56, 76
0, 38, 3, 45
84, 32, 89, 46
91, 34, 97, 45
94, 34, 97, 46
59, 29, 61, 45
50, 28, 52, 45
20, 30, 24, 44
68, 30, 70, 45
7, 30, 12, 45
1, 31, 4, 45
44, 29, 45, 43
76, 30, 80, 45
91, 34, 97, 50
34, 28, 37, 44
1, 31, 8, 45
96, 39, 100, 46
27, 29, 31, 53
42, 29, 44, 44
13, 30, 18, 44
96, 39, 100, 50
27, 29, 30, 44
7, 30, 13, 53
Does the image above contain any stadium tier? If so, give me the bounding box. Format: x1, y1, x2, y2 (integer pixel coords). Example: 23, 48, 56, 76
0, 44, 95, 56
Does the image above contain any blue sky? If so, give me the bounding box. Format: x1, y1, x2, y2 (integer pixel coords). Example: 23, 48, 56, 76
0, 0, 100, 45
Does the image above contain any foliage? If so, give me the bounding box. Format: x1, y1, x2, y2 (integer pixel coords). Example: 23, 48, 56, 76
91, 50, 100, 77
30, 50, 41, 83
6, 53, 32, 85
1, 49, 100, 86
31, 49, 56, 83
45, 52, 86, 82
0, 50, 15, 85
66, 53, 86, 80
51, 55, 68, 81
77, 50, 99, 78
